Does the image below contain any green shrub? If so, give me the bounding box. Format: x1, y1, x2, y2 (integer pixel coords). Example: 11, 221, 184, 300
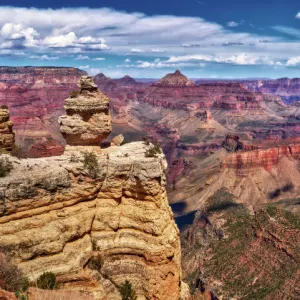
88, 254, 104, 272
119, 280, 137, 300
145, 141, 162, 158
36, 272, 58, 290
69, 90, 79, 98
0, 157, 13, 177
82, 151, 99, 178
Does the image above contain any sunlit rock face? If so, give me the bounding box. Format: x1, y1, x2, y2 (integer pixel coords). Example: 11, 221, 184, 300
0, 106, 15, 151
58, 76, 112, 146
0, 143, 182, 300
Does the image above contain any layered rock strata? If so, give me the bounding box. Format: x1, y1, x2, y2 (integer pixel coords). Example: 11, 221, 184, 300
59, 76, 112, 146
0, 142, 182, 300
0, 107, 15, 151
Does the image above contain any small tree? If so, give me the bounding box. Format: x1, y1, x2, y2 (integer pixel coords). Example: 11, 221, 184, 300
119, 280, 137, 300
36, 272, 58, 290
0, 157, 13, 177
82, 151, 99, 178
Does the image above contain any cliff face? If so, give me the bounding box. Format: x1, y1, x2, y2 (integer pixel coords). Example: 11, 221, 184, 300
0, 143, 182, 300
0, 107, 15, 151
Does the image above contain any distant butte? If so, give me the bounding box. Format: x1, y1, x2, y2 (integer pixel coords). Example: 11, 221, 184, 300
154, 70, 195, 87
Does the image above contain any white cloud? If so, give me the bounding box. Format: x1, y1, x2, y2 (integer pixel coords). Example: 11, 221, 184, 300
75, 55, 90, 60
272, 26, 300, 38
0, 6, 298, 72
44, 32, 77, 47
79, 65, 90, 69
152, 49, 165, 53
286, 56, 300, 66
227, 21, 239, 27
131, 48, 144, 53
125, 58, 131, 62
95, 57, 105, 60
296, 12, 300, 19
29, 54, 59, 60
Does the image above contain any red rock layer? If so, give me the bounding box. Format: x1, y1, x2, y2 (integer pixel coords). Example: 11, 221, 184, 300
223, 144, 300, 171
26, 139, 64, 158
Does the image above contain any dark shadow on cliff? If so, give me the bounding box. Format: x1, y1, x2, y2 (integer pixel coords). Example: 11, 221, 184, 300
175, 210, 197, 231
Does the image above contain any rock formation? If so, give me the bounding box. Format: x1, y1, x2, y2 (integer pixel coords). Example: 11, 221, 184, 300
0, 106, 15, 151
59, 76, 112, 146
0, 76, 185, 300
110, 134, 124, 146
154, 70, 195, 87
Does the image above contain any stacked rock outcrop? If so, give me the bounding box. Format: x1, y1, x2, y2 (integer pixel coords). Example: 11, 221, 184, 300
0, 106, 15, 151
59, 76, 112, 146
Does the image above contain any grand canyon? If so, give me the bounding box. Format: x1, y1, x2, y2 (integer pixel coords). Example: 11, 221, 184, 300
0, 66, 300, 299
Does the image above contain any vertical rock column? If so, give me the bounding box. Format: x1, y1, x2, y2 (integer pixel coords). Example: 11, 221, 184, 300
59, 76, 112, 146
0, 106, 15, 151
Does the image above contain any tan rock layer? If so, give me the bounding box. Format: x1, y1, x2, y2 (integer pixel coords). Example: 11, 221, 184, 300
0, 108, 15, 151
0, 142, 182, 300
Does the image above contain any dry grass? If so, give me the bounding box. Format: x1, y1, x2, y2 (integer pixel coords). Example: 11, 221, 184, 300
27, 288, 96, 300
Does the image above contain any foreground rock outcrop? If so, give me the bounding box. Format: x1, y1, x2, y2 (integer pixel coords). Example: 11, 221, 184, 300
0, 75, 184, 300
0, 107, 15, 151
59, 76, 112, 146
0, 143, 182, 299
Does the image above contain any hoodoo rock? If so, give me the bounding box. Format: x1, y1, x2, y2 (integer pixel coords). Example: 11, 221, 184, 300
58, 76, 112, 146
0, 106, 15, 151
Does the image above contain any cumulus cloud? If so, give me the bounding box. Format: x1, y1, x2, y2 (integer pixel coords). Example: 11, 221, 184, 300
95, 57, 105, 60
296, 12, 300, 19
286, 56, 300, 66
0, 6, 298, 73
125, 58, 131, 62
79, 65, 90, 69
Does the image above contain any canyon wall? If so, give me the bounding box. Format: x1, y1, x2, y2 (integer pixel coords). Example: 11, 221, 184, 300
0, 67, 87, 149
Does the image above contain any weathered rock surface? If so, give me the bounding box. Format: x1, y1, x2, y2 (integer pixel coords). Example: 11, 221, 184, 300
59, 76, 112, 146
0, 142, 182, 300
154, 70, 195, 87
0, 107, 15, 151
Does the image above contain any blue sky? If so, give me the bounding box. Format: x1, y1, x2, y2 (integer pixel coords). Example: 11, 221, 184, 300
0, 1, 299, 78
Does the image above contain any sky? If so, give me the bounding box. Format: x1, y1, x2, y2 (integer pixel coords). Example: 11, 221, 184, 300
0, 1, 299, 78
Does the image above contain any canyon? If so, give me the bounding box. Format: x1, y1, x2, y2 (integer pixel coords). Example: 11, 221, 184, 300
1, 67, 300, 299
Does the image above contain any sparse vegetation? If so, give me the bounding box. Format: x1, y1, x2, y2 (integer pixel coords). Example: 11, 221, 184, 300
69, 152, 79, 163
82, 151, 99, 178
204, 188, 239, 213
87, 254, 104, 272
0, 253, 29, 293
119, 280, 137, 300
36, 272, 58, 290
0, 156, 13, 177
69, 90, 80, 98
145, 141, 162, 158
11, 145, 25, 159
